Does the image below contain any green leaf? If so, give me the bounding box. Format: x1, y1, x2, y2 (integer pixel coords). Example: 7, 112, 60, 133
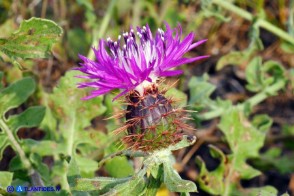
0, 75, 46, 188
6, 106, 45, 135
0, 171, 13, 188
216, 50, 252, 70
29, 153, 50, 184
245, 57, 286, 92
168, 135, 196, 151
245, 57, 264, 92
0, 77, 35, 115
281, 41, 294, 53
40, 71, 107, 189
218, 108, 265, 179
163, 162, 197, 193
75, 155, 98, 178
22, 139, 61, 156
242, 186, 278, 196
43, 71, 107, 156
71, 174, 146, 196
72, 176, 130, 192
251, 114, 273, 133
145, 165, 163, 196
0, 17, 63, 59
197, 108, 269, 195
188, 75, 215, 106
105, 156, 134, 178
196, 145, 225, 195
252, 147, 294, 174
106, 175, 146, 196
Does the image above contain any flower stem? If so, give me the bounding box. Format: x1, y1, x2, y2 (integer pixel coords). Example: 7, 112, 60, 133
212, 0, 294, 45
87, 0, 118, 60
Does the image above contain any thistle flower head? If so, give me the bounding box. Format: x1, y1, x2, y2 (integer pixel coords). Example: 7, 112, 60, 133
75, 23, 208, 151
75, 23, 208, 100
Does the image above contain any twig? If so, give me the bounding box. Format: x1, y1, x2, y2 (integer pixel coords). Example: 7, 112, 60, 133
212, 0, 294, 45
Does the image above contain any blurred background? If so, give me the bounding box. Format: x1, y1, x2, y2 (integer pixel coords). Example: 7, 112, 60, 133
0, 0, 293, 195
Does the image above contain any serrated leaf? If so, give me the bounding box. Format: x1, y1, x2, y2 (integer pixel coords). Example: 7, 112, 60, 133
40, 71, 107, 188
0, 17, 62, 59
218, 108, 264, 179
163, 162, 197, 193
0, 76, 46, 187
44, 71, 107, 156
196, 107, 269, 195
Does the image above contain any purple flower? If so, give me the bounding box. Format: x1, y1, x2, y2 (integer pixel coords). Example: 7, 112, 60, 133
75, 23, 208, 100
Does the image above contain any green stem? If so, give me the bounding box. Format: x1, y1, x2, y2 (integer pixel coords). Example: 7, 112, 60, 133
98, 150, 148, 168
243, 80, 286, 107
199, 107, 224, 120
0, 119, 31, 169
223, 152, 235, 196
199, 80, 286, 120
212, 0, 294, 45
66, 112, 76, 156
59, 112, 76, 192
87, 0, 118, 60
0, 119, 44, 186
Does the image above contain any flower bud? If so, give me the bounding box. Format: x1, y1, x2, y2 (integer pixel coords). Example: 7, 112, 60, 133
123, 83, 192, 151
